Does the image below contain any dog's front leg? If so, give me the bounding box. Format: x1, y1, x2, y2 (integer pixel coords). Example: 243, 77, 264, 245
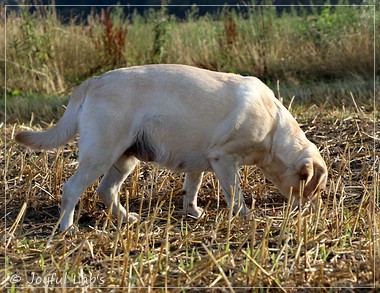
182, 172, 204, 218
208, 153, 250, 218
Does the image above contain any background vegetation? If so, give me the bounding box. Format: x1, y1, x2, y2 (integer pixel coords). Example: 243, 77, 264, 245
1, 3, 378, 122
1, 2, 379, 291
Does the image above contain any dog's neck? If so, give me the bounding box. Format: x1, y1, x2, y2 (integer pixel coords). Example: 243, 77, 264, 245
259, 101, 311, 175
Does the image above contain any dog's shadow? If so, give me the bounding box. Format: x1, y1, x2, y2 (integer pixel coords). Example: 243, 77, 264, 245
5, 203, 101, 236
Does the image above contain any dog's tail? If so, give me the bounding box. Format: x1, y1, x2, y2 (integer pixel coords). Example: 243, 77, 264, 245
15, 78, 92, 150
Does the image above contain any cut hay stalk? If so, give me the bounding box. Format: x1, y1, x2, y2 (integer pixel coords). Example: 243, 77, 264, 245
351, 183, 370, 237
125, 179, 131, 226
226, 184, 236, 252
303, 214, 309, 281
7, 201, 27, 241
296, 180, 304, 268
241, 250, 286, 292
110, 227, 120, 277
146, 166, 155, 219
121, 227, 134, 287
66, 237, 88, 273
3, 103, 377, 289
164, 189, 174, 291
74, 192, 84, 230
184, 251, 229, 289
201, 243, 234, 292
278, 190, 295, 243
131, 260, 145, 287
269, 235, 290, 273
312, 189, 322, 240
252, 218, 272, 284
44, 210, 66, 251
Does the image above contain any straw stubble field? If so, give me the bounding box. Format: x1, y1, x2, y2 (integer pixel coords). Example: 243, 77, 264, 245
2, 99, 379, 292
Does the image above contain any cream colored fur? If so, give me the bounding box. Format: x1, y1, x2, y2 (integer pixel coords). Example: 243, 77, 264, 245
16, 64, 327, 232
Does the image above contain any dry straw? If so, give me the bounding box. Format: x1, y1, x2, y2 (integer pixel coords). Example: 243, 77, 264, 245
2, 99, 379, 290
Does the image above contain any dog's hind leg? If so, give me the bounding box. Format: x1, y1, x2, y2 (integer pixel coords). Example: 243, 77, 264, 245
182, 172, 204, 218
60, 155, 116, 232
96, 155, 140, 224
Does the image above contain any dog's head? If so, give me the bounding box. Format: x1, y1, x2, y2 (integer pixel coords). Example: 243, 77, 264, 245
261, 145, 328, 205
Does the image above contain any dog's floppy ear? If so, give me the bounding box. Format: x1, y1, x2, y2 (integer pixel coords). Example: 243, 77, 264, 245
299, 162, 326, 198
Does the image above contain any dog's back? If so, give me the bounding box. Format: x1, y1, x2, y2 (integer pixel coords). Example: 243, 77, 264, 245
71, 64, 277, 171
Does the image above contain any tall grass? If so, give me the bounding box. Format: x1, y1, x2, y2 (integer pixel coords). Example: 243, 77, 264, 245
1, 4, 377, 100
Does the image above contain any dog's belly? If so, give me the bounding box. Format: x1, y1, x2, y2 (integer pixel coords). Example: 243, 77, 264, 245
124, 132, 212, 172
128, 147, 211, 172
162, 153, 212, 172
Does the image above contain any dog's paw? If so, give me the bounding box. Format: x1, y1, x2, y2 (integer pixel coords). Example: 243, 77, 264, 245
128, 212, 140, 224
182, 204, 205, 219
233, 204, 252, 220
60, 225, 78, 236
232, 205, 252, 221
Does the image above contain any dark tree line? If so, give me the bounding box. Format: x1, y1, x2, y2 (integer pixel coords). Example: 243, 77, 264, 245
4, 0, 363, 21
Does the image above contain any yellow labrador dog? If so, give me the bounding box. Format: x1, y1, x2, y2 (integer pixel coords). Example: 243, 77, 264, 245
16, 64, 327, 232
